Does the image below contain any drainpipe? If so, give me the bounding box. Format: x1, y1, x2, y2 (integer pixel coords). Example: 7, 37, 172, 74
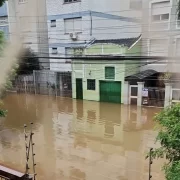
90, 11, 92, 36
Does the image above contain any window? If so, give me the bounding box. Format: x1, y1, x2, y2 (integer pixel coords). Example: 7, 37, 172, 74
51, 20, 56, 27
130, 0, 142, 10
105, 67, 115, 80
52, 47, 58, 54
19, 0, 27, 3
64, 0, 80, 3
87, 79, 96, 90
152, 13, 169, 22
64, 17, 82, 33
151, 1, 170, 22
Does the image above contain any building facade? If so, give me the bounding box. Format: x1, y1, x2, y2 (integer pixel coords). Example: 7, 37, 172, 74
8, 0, 49, 69
141, 0, 180, 73
0, 2, 9, 40
72, 37, 141, 104
141, 0, 180, 105
46, 0, 142, 72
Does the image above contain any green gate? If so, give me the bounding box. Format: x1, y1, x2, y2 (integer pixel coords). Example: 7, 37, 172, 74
76, 78, 83, 100
100, 81, 121, 103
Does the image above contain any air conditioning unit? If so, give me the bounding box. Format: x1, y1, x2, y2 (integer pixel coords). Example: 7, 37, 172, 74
69, 32, 78, 41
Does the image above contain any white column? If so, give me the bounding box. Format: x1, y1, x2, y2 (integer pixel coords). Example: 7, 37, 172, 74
123, 81, 130, 105
164, 83, 172, 108
137, 82, 145, 106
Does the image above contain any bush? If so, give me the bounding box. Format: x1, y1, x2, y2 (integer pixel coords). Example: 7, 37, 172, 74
151, 103, 180, 180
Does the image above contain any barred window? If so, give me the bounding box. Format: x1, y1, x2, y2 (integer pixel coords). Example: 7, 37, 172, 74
105, 67, 115, 79
87, 79, 96, 90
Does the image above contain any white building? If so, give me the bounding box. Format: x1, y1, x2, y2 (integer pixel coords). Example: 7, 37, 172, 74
141, 0, 180, 73
46, 0, 142, 72
8, 0, 49, 69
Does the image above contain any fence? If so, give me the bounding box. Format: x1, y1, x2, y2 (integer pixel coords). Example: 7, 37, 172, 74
144, 87, 165, 107
171, 88, 180, 104
10, 70, 72, 98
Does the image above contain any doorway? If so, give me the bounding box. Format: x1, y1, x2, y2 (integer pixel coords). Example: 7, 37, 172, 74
129, 85, 138, 105
76, 78, 83, 100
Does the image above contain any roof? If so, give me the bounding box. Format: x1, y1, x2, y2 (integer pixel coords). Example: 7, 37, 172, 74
126, 69, 158, 80
93, 36, 141, 48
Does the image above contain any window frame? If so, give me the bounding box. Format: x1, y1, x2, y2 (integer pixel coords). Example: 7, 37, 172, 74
52, 47, 58, 55
64, 0, 81, 4
151, 13, 169, 22
50, 20, 56, 27
19, 0, 27, 3
105, 66, 115, 80
87, 79, 96, 91
64, 17, 82, 34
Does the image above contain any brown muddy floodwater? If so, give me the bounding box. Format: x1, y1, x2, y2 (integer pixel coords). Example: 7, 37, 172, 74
0, 94, 164, 180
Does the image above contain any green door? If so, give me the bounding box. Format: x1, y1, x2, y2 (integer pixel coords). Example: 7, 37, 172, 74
100, 81, 121, 103
76, 78, 83, 100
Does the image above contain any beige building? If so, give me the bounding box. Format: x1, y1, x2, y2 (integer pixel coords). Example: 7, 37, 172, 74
8, 0, 49, 69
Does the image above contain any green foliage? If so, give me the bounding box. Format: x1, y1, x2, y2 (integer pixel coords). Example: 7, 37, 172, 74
151, 103, 180, 180
0, 0, 5, 7
178, 0, 180, 20
17, 48, 40, 75
0, 101, 7, 117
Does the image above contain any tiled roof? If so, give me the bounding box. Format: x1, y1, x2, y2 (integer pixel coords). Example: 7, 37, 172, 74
126, 69, 158, 80
93, 35, 141, 48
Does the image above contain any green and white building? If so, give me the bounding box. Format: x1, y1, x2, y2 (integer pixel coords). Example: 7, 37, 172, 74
72, 36, 141, 104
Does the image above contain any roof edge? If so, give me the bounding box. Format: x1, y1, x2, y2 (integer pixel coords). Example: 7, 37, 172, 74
128, 35, 142, 50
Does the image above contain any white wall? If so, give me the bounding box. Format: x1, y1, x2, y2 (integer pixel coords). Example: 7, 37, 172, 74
46, 0, 142, 72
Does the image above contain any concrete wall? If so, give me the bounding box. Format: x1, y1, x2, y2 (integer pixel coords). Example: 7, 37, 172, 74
8, 0, 49, 68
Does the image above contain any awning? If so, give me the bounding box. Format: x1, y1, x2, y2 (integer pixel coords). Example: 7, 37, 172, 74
126, 69, 158, 80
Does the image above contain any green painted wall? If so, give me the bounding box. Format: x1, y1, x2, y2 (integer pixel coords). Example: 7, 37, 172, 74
85, 44, 126, 55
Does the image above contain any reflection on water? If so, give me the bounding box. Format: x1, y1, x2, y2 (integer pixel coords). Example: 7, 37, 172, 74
0, 94, 164, 180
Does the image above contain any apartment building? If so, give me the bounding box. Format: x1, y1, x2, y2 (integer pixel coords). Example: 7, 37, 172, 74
0, 2, 9, 40
46, 0, 142, 72
8, 0, 49, 69
141, 0, 180, 73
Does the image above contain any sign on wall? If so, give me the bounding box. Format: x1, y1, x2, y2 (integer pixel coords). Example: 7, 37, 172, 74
142, 88, 148, 97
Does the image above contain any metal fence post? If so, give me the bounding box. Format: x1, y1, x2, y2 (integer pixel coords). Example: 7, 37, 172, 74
149, 148, 153, 180
33, 70, 36, 95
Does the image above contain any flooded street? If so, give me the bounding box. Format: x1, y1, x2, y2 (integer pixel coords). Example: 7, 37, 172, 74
0, 94, 164, 180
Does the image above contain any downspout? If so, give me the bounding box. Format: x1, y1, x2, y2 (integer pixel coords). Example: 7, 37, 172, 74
90, 11, 92, 36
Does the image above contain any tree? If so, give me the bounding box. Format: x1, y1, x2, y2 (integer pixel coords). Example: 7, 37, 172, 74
178, 0, 180, 20
150, 103, 180, 180
17, 48, 40, 75
0, 0, 5, 7
0, 31, 6, 117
